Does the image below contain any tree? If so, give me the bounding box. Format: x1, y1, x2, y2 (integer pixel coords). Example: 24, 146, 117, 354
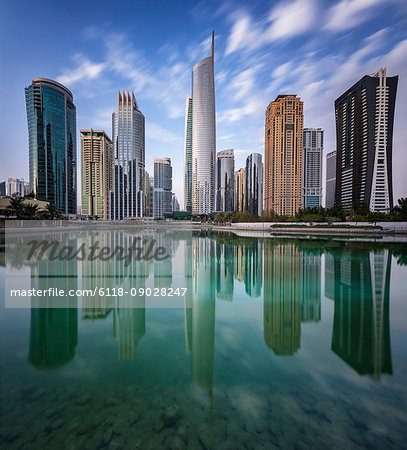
45, 203, 63, 220
22, 203, 39, 219
24, 191, 35, 199
392, 198, 407, 220
5, 197, 25, 219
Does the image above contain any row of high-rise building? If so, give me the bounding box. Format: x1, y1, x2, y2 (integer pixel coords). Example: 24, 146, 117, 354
24, 78, 178, 219
22, 34, 398, 218
183, 39, 398, 216
0, 178, 30, 198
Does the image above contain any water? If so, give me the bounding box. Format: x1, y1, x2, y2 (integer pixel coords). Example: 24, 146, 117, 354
1, 228, 407, 449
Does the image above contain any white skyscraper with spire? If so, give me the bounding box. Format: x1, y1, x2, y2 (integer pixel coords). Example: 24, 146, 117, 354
191, 31, 216, 215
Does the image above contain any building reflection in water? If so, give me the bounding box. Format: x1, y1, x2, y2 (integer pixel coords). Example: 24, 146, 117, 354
154, 231, 173, 289
301, 253, 321, 322
330, 248, 392, 381
215, 241, 234, 300
184, 237, 216, 395
244, 240, 263, 297
28, 239, 78, 370
109, 231, 148, 360
81, 232, 112, 321
263, 242, 302, 355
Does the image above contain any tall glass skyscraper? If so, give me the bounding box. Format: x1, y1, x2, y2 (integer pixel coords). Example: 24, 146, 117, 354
25, 78, 77, 214
184, 95, 193, 213
245, 153, 263, 216
153, 157, 172, 219
334, 67, 398, 212
192, 31, 216, 215
303, 128, 323, 208
111, 91, 145, 220
216, 149, 234, 212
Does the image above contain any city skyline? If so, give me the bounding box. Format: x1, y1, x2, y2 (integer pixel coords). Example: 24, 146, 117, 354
1, 0, 407, 207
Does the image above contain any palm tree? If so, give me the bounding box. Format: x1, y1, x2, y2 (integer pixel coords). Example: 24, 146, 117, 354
22, 203, 39, 219
45, 203, 63, 219
5, 196, 25, 219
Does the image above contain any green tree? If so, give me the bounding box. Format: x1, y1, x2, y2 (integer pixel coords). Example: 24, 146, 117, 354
45, 203, 64, 220
22, 203, 39, 219
392, 198, 407, 220
5, 197, 25, 219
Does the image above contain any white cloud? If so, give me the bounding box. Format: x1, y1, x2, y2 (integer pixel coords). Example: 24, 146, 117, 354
225, 0, 317, 56
57, 54, 106, 86
227, 65, 263, 102
146, 123, 182, 144
266, 0, 317, 40
325, 0, 385, 32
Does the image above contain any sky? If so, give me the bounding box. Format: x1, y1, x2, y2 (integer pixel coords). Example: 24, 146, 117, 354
1, 0, 406, 208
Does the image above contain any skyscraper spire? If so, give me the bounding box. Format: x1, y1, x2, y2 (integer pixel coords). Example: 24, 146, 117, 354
210, 29, 214, 58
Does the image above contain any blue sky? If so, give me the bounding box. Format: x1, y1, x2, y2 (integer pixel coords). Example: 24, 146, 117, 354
1, 0, 406, 207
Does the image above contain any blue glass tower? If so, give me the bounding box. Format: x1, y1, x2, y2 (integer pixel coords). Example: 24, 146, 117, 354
25, 78, 77, 214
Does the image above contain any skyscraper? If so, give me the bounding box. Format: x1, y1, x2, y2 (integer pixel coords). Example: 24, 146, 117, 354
111, 91, 145, 220
326, 150, 337, 209
216, 149, 234, 212
184, 95, 193, 213
144, 170, 153, 217
80, 129, 114, 220
153, 157, 172, 219
265, 95, 303, 216
192, 31, 216, 215
245, 153, 263, 216
334, 67, 398, 212
235, 168, 245, 212
303, 128, 323, 208
25, 78, 76, 214
6, 178, 25, 197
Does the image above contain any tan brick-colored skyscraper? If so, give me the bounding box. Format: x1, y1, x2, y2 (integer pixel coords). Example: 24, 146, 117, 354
265, 95, 303, 216
81, 129, 113, 220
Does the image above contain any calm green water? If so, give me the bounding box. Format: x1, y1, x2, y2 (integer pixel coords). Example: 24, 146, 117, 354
1, 229, 407, 449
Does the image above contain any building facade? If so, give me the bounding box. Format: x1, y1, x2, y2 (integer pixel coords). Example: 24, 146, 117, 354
153, 157, 172, 219
326, 150, 337, 209
80, 129, 114, 220
235, 168, 245, 212
216, 149, 234, 212
25, 78, 76, 214
6, 178, 26, 197
265, 95, 303, 216
0, 182, 5, 198
334, 67, 398, 212
184, 95, 193, 213
245, 153, 263, 216
192, 31, 216, 215
111, 91, 145, 220
143, 170, 153, 217
303, 128, 323, 208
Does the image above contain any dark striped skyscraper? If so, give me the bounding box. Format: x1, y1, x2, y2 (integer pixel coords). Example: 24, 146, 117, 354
25, 78, 77, 214
245, 153, 263, 216
216, 149, 234, 212
334, 67, 398, 212
111, 91, 145, 220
